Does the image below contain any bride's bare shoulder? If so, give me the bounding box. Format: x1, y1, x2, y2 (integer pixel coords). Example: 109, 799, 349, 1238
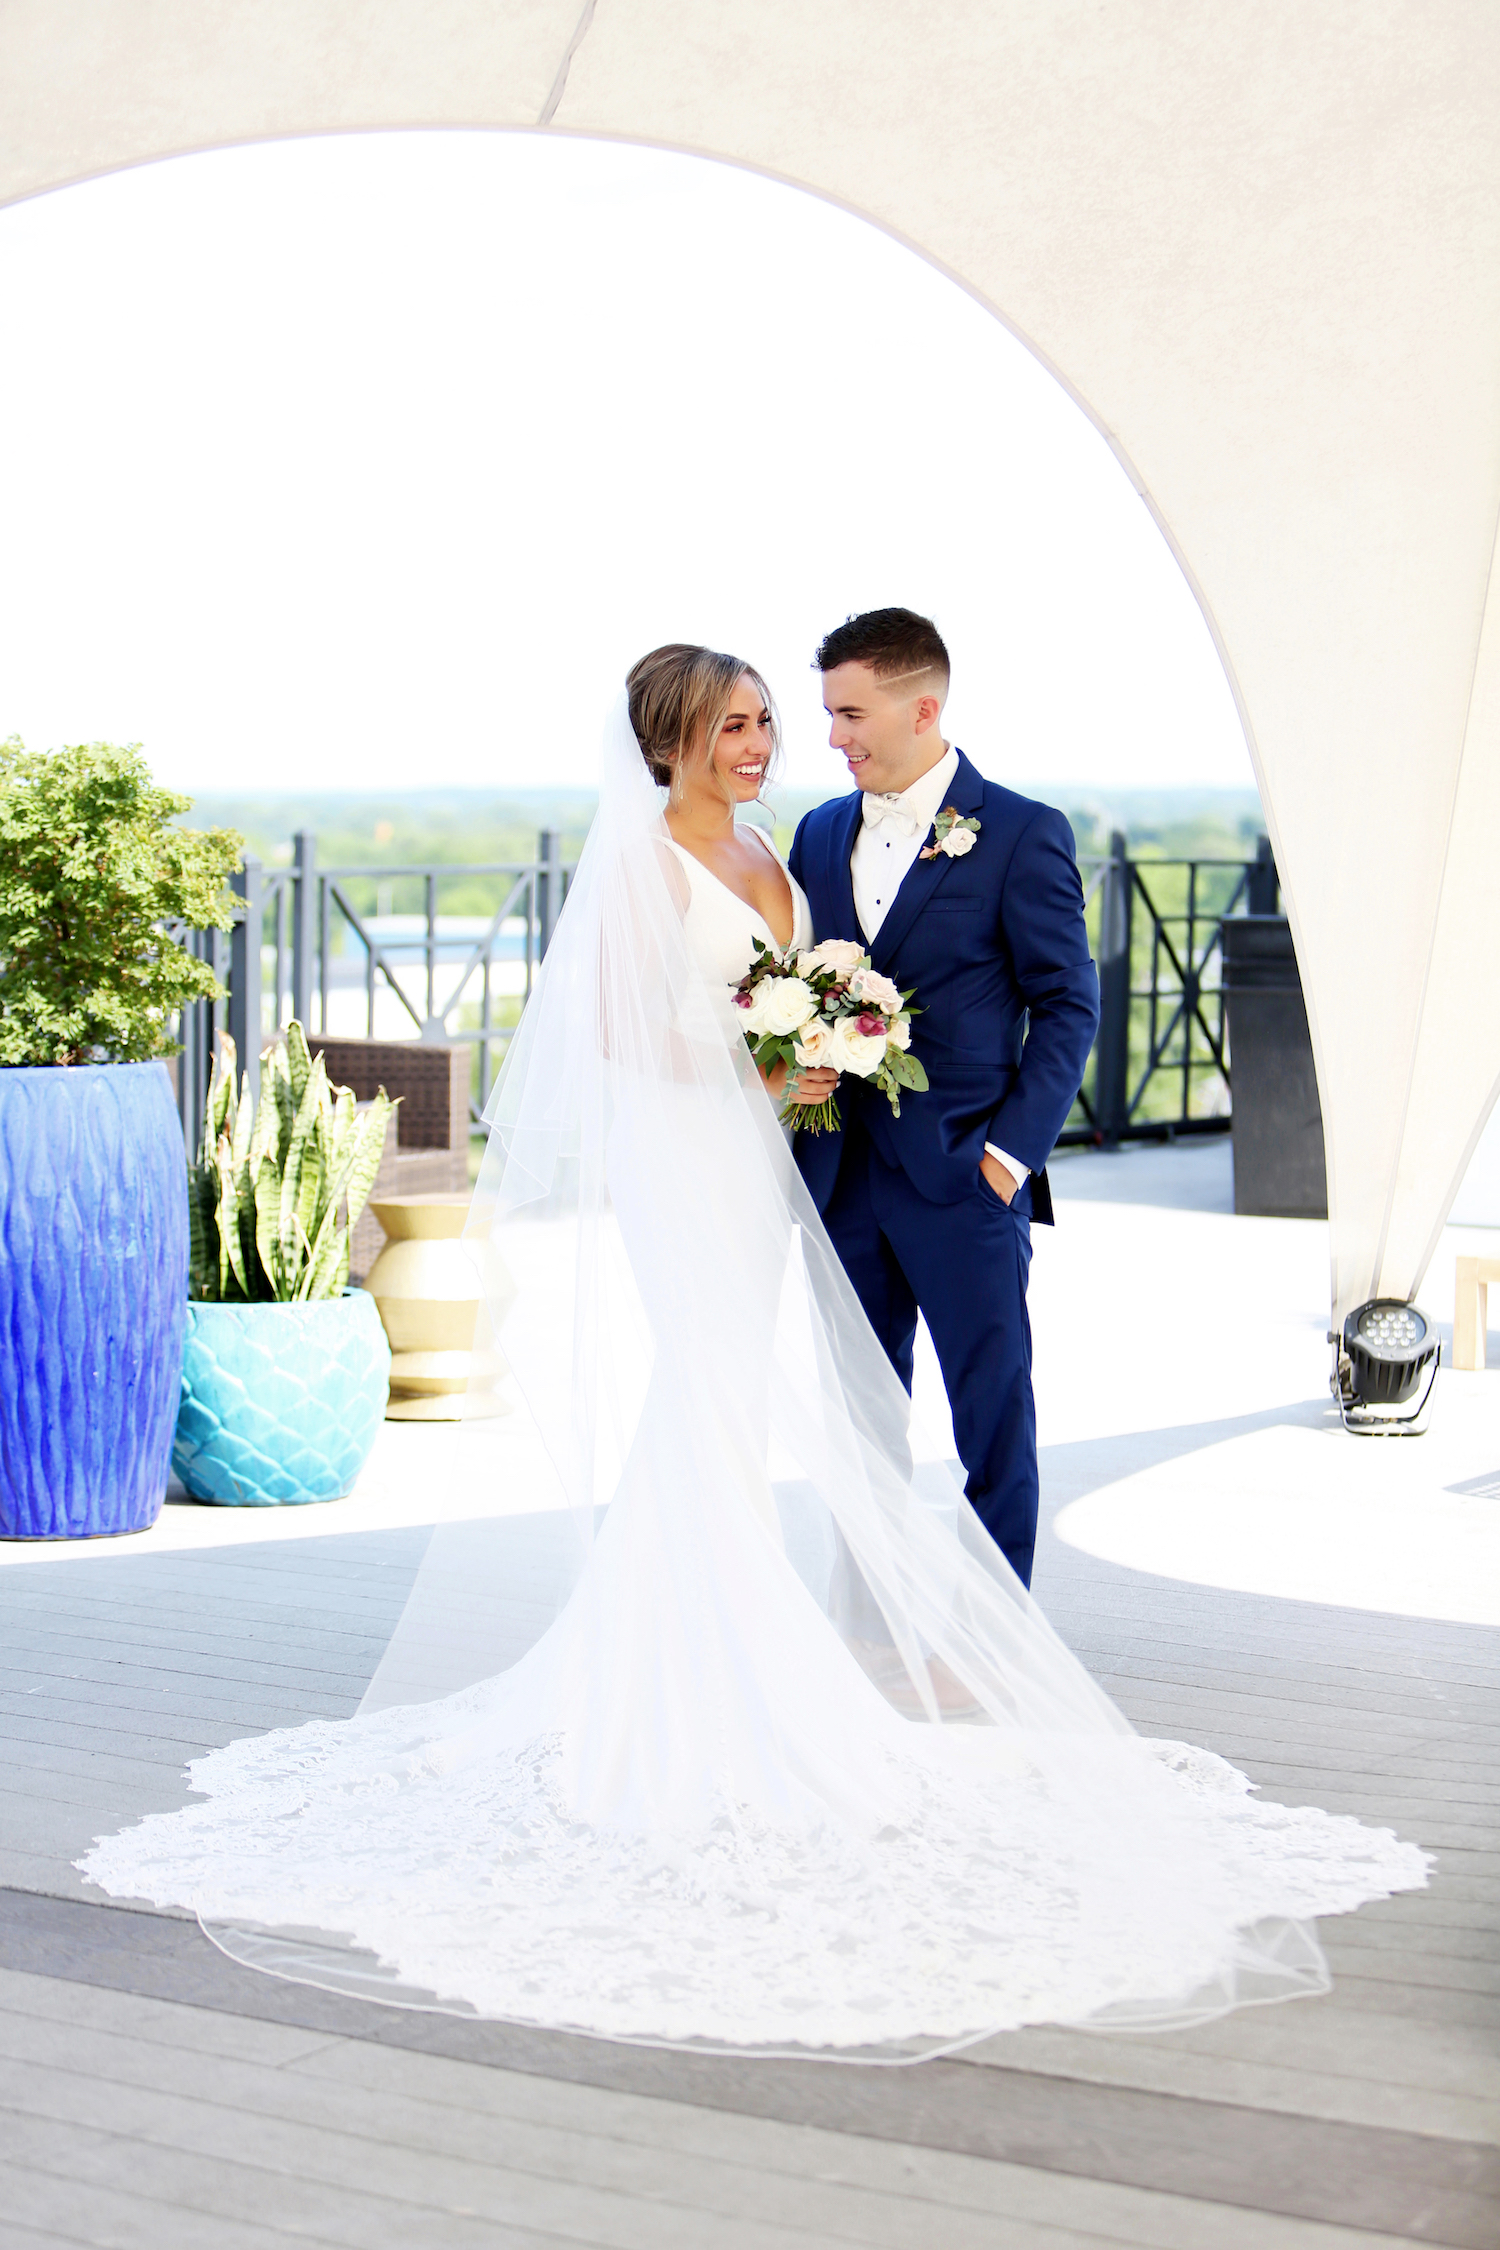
742, 821, 785, 867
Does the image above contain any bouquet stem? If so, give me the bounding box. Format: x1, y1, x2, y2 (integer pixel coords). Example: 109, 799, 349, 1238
780, 1091, 842, 1135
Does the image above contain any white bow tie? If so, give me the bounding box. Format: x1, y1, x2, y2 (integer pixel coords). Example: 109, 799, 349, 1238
862, 793, 921, 839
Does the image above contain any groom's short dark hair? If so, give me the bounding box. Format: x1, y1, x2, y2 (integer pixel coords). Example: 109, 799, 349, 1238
815, 608, 950, 695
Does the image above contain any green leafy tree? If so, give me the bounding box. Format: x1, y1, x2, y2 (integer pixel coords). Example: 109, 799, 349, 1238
189, 1022, 395, 1303
0, 739, 242, 1066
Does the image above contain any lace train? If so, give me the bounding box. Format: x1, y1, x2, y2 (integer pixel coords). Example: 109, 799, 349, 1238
81, 1669, 1428, 2048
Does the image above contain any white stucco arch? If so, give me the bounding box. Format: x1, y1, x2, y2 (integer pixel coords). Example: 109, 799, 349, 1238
6, 1, 1499, 1321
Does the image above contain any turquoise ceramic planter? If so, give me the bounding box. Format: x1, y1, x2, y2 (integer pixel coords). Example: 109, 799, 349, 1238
173, 1290, 390, 1505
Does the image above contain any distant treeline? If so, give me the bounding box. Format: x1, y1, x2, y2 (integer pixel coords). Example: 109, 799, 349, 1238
180, 781, 1266, 882
179, 789, 599, 873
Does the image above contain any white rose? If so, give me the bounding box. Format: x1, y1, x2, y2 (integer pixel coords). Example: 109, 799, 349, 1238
829, 1013, 888, 1078
793, 1017, 836, 1067
739, 979, 777, 1034
798, 938, 866, 977
741, 978, 797, 1034
849, 966, 903, 1015
747, 976, 817, 1037
942, 827, 976, 858
886, 1013, 912, 1051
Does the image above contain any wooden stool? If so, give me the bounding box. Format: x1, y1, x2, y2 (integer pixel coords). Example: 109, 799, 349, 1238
1453, 1255, 1500, 1370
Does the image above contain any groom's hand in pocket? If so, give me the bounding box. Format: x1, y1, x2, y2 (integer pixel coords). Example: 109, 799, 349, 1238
980, 1150, 1019, 1205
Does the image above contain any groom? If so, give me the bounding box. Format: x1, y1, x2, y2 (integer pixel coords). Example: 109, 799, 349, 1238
789, 609, 1098, 1588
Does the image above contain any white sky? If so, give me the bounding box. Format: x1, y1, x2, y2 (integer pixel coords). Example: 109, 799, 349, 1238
0, 131, 1254, 800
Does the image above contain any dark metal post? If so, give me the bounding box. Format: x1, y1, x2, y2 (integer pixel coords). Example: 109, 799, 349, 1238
291, 830, 317, 1027
174, 993, 197, 1151
1247, 832, 1279, 916
175, 930, 216, 1151
318, 878, 331, 1033
207, 925, 229, 1054
537, 829, 558, 960
424, 870, 437, 1024
1095, 829, 1133, 1145
1182, 859, 1199, 1119
229, 854, 264, 1108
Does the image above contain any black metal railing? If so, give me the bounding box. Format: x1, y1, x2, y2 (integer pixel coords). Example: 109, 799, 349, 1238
171, 830, 576, 1145
172, 823, 1274, 1154
1060, 829, 1276, 1145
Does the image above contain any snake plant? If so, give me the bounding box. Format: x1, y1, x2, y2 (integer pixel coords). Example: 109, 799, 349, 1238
188, 1021, 395, 1303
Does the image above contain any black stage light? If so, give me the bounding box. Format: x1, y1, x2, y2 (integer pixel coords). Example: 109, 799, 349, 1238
1329, 1299, 1439, 1434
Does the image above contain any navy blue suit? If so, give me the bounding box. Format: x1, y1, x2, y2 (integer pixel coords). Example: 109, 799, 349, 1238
789, 750, 1098, 1586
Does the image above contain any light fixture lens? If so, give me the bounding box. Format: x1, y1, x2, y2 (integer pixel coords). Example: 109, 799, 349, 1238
1357, 1305, 1425, 1358
1341, 1297, 1436, 1407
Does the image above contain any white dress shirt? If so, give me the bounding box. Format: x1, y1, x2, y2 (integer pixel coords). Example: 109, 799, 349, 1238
849, 746, 1029, 1192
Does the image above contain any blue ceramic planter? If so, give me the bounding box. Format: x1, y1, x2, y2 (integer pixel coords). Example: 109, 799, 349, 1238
173, 1290, 390, 1504
0, 1061, 187, 1540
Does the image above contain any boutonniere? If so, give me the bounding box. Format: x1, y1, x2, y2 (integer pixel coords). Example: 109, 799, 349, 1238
919, 806, 981, 861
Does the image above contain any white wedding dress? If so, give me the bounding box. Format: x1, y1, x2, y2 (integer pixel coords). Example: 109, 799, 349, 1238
81, 705, 1427, 2056
662, 820, 815, 984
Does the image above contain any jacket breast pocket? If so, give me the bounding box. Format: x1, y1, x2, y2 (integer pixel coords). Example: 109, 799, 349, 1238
922, 896, 981, 912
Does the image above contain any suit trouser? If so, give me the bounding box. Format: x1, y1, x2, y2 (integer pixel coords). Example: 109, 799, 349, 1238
821, 1122, 1039, 1588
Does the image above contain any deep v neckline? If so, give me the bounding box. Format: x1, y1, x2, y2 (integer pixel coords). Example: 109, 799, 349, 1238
668, 826, 797, 952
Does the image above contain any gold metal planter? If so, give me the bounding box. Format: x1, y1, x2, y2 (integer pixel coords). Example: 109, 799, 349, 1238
362, 1194, 509, 1421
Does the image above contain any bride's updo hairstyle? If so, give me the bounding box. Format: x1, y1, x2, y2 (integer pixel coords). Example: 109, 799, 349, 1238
627, 644, 781, 801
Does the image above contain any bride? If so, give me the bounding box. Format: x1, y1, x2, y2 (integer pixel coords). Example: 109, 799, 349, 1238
82, 644, 1427, 2055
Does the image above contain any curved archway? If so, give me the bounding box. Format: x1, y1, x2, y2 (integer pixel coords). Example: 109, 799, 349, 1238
0, 129, 1249, 811
5, 1, 1498, 1319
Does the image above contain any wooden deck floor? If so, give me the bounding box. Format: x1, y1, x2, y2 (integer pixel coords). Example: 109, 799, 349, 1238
0, 1483, 1494, 2250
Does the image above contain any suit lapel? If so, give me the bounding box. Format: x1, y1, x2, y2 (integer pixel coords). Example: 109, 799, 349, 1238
828, 791, 863, 940
869, 750, 985, 971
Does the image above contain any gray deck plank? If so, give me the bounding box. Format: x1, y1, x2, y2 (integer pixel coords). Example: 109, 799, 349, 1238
6, 2158, 582, 2250
0, 2061, 1199, 2250
0, 1982, 1450, 2250
3, 2114, 845, 2250
0, 1926, 1493, 2246
0, 2225, 110, 2250
4, 2165, 353, 2250
965, 2016, 1500, 2141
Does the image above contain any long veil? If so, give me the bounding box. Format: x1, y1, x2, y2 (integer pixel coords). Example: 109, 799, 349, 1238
79, 698, 1427, 2056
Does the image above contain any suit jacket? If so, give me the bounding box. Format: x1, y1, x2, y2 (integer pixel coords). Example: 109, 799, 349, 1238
788, 750, 1099, 1216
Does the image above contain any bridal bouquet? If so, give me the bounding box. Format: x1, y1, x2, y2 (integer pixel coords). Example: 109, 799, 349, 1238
731, 937, 928, 1133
